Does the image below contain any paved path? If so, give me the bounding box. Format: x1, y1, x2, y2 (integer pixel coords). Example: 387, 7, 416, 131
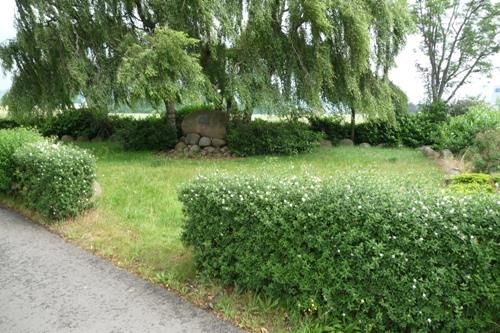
0, 208, 243, 333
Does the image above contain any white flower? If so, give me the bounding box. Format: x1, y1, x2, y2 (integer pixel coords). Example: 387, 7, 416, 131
427, 318, 432, 324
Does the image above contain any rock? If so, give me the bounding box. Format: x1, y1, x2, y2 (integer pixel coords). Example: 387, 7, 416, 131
61, 135, 74, 142
223, 152, 232, 158
189, 145, 201, 153
211, 138, 226, 148
339, 139, 354, 146
203, 146, 216, 154
181, 110, 229, 139
183, 147, 189, 153
185, 133, 201, 145
220, 146, 229, 153
93, 181, 102, 198
179, 136, 186, 143
199, 136, 211, 147
420, 146, 439, 158
376, 143, 386, 148
319, 139, 332, 147
440, 149, 454, 160
447, 167, 461, 176
175, 141, 187, 151
77, 135, 89, 142
359, 143, 371, 148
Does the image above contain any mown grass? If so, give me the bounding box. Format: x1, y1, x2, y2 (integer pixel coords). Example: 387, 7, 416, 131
37, 143, 443, 332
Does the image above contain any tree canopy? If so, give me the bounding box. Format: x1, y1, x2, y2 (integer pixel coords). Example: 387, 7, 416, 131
414, 0, 500, 103
1, 0, 412, 120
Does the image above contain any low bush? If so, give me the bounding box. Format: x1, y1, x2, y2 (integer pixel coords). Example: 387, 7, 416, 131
434, 105, 500, 153
468, 128, 500, 174
41, 108, 113, 139
0, 128, 43, 192
227, 120, 321, 156
0, 119, 20, 130
115, 117, 177, 151
308, 115, 349, 143
447, 173, 497, 194
13, 141, 96, 219
180, 173, 499, 332
308, 113, 439, 148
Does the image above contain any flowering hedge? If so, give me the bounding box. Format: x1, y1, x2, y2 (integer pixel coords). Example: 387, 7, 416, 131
13, 141, 96, 219
0, 128, 43, 192
180, 173, 499, 331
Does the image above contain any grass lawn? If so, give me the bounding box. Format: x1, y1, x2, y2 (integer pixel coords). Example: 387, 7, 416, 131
36, 143, 444, 332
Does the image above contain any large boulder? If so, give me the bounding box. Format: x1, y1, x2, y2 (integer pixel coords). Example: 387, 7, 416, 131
211, 138, 226, 148
175, 141, 187, 152
181, 110, 229, 139
339, 139, 354, 146
440, 149, 454, 160
359, 142, 371, 148
199, 136, 211, 147
420, 146, 439, 158
186, 133, 201, 145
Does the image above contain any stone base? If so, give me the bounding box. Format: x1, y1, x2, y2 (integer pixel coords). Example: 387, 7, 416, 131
170, 132, 233, 158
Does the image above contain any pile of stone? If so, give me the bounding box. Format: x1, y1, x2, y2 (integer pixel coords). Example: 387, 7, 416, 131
170, 110, 233, 158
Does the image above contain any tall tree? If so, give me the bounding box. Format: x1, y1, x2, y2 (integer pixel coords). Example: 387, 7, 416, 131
1, 0, 412, 123
117, 28, 208, 127
414, 0, 500, 103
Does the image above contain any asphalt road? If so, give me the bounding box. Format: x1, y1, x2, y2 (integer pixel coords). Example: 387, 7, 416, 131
0, 208, 243, 333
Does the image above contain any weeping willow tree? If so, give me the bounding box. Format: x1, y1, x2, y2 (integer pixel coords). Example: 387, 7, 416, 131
0, 0, 411, 123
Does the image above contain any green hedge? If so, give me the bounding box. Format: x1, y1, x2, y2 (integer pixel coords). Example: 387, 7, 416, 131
13, 141, 96, 219
180, 174, 499, 331
40, 108, 113, 140
434, 105, 500, 153
0, 128, 44, 192
227, 120, 321, 156
115, 117, 177, 151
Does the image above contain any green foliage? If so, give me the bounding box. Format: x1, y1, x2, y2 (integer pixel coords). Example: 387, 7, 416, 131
115, 117, 177, 151
449, 97, 486, 117
308, 115, 349, 143
227, 120, 321, 156
309, 112, 439, 147
0, 128, 43, 192
13, 141, 96, 219
434, 104, 500, 153
180, 173, 499, 332
118, 27, 209, 124
0, 119, 20, 130
1, 1, 412, 121
397, 112, 439, 147
468, 128, 500, 174
41, 108, 113, 139
448, 173, 497, 194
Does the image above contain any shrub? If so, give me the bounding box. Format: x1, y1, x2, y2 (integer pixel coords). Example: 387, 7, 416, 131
308, 115, 349, 143
355, 119, 400, 146
0, 128, 43, 192
434, 105, 500, 153
41, 108, 113, 139
397, 112, 439, 147
115, 117, 177, 151
180, 173, 499, 332
468, 128, 500, 174
13, 141, 96, 219
447, 173, 497, 194
227, 120, 322, 156
0, 119, 20, 130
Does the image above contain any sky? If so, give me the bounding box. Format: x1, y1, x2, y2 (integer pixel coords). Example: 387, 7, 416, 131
0, 0, 499, 104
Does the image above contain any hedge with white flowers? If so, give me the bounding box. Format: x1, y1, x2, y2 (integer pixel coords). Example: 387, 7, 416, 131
180, 173, 499, 332
13, 141, 96, 219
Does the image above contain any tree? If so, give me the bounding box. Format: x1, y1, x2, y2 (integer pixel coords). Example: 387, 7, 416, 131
118, 27, 207, 127
1, 0, 412, 124
414, 0, 500, 103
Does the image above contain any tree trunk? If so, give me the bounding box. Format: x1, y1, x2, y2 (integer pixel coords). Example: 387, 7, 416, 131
350, 107, 356, 142
164, 100, 176, 128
